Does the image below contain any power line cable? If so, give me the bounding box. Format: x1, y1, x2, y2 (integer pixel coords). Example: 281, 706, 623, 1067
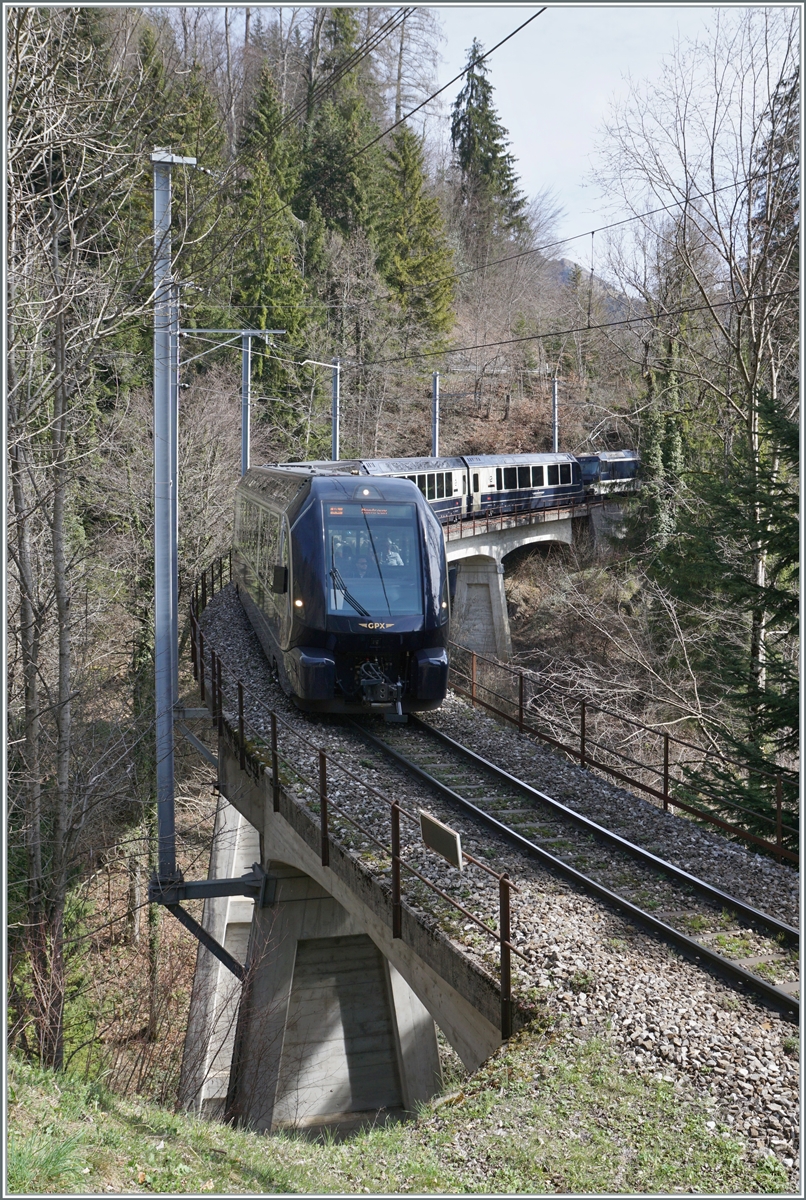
399, 172, 792, 294
337, 288, 797, 370
354, 8, 547, 157
258, 9, 547, 227
277, 8, 415, 132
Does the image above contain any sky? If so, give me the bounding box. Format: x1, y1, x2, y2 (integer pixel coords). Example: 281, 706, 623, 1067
430, 3, 722, 264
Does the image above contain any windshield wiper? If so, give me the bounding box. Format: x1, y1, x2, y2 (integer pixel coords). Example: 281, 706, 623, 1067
330, 567, 371, 618
361, 513, 393, 616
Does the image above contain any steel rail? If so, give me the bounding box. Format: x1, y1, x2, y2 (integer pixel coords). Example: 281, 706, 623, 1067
352, 720, 798, 1021
409, 718, 798, 945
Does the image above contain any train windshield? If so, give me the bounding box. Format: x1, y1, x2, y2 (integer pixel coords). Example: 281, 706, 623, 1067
324, 502, 423, 617
578, 457, 600, 482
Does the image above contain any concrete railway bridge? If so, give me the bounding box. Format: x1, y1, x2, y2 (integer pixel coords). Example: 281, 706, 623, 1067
172, 500, 611, 1136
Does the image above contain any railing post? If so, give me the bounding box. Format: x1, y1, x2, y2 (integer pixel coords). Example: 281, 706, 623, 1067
471, 651, 477, 707
209, 649, 217, 725
391, 802, 401, 939
210, 562, 215, 597
190, 613, 198, 681
663, 733, 669, 812
270, 713, 280, 812
201, 571, 207, 610
238, 681, 245, 770
216, 653, 224, 735
499, 873, 512, 1039
198, 629, 206, 702
518, 671, 524, 733
218, 557, 223, 590
776, 775, 783, 863
228, 548, 232, 581
580, 699, 586, 767
319, 751, 329, 866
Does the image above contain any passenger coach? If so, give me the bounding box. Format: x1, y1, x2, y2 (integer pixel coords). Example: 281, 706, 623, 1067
577, 450, 640, 496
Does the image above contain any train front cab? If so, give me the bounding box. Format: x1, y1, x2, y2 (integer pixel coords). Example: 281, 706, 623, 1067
234, 470, 449, 716
290, 476, 450, 713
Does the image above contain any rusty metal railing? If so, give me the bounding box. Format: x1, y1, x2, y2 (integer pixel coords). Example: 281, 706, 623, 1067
440, 496, 596, 541
449, 643, 798, 866
190, 555, 521, 1037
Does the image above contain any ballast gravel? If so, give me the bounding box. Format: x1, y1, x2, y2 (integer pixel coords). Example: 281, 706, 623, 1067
198, 585, 800, 1187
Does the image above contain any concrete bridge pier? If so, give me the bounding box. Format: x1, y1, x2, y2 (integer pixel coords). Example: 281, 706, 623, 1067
446, 513, 576, 657
226, 866, 441, 1136
449, 554, 511, 660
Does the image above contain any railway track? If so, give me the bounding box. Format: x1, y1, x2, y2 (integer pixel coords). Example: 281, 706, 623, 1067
350, 715, 799, 1020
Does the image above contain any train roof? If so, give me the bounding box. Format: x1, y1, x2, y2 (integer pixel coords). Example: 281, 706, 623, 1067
576, 449, 638, 461
240, 464, 428, 509
360, 457, 466, 474
463, 452, 577, 466
274, 459, 364, 475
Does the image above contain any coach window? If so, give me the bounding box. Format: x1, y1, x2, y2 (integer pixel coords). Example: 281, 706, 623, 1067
473, 472, 479, 492
427, 473, 436, 500
504, 467, 517, 489
518, 466, 531, 488
560, 463, 571, 484
547, 464, 559, 485
496, 468, 503, 489
436, 473, 445, 498
417, 473, 426, 493
531, 465, 544, 487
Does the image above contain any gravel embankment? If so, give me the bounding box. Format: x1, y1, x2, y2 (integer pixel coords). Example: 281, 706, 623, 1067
199, 585, 800, 1184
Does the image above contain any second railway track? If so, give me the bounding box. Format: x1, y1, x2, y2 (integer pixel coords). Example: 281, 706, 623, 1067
351, 714, 799, 1020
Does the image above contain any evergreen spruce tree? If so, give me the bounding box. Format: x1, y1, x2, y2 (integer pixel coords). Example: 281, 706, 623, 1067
233, 69, 315, 396
376, 125, 455, 338
296, 9, 384, 236
450, 38, 527, 246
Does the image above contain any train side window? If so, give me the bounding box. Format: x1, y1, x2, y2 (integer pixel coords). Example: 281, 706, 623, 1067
417, 473, 426, 493
473, 473, 479, 492
573, 463, 581, 483
436, 473, 445, 499
560, 463, 571, 484
531, 465, 544, 486
427, 473, 436, 500
504, 467, 517, 489
496, 467, 503, 490
518, 466, 531, 488
547, 464, 559, 485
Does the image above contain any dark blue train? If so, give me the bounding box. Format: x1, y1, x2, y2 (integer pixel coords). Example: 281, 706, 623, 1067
232, 464, 450, 716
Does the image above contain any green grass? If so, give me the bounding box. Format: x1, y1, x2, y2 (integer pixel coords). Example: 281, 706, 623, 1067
714, 933, 754, 958
7, 1026, 792, 1195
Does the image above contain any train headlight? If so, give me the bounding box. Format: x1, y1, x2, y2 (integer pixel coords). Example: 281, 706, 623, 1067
441, 601, 448, 609
294, 598, 304, 608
